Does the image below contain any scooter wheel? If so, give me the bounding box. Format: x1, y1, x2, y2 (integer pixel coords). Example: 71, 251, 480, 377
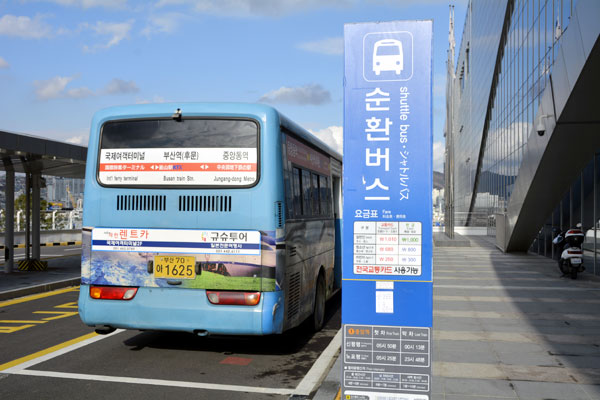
570, 268, 578, 280
558, 259, 569, 275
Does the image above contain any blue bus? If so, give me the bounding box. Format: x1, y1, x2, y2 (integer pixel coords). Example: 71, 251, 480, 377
78, 103, 343, 336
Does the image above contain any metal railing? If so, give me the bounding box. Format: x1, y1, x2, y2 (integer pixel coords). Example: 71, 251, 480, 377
0, 209, 82, 231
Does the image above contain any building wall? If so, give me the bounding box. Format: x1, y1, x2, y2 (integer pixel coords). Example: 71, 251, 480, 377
451, 0, 508, 215
475, 0, 578, 215
449, 0, 578, 217
447, 0, 600, 274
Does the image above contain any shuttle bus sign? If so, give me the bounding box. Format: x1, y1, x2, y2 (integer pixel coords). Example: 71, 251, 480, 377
343, 20, 433, 400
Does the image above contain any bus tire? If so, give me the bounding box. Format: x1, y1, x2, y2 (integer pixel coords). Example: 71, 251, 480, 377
312, 273, 326, 332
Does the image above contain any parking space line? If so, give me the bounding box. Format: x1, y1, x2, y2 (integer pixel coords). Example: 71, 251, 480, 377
292, 328, 342, 396
33, 311, 79, 321
0, 325, 38, 334
2, 318, 342, 396
0, 330, 110, 372
0, 287, 79, 308
10, 369, 297, 395
0, 320, 48, 324
1, 326, 330, 396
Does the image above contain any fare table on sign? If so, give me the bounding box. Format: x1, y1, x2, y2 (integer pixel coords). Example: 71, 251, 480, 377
342, 20, 433, 400
353, 221, 422, 276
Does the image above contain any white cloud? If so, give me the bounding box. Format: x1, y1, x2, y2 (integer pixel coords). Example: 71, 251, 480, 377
156, 0, 354, 17
104, 78, 139, 94
82, 19, 133, 51
310, 126, 342, 154
259, 84, 331, 105
0, 14, 52, 39
141, 13, 184, 36
136, 95, 166, 104
34, 76, 137, 100
65, 86, 94, 98
298, 37, 343, 55
433, 140, 445, 172
65, 134, 88, 145
33, 76, 77, 100
0, 56, 9, 68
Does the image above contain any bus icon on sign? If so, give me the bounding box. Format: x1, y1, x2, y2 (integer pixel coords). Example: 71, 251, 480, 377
363, 31, 412, 82
373, 39, 403, 75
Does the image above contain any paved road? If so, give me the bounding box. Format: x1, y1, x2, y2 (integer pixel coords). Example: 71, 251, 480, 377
0, 287, 341, 399
9, 244, 82, 261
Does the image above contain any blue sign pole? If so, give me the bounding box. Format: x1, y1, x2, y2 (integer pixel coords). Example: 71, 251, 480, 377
342, 21, 433, 400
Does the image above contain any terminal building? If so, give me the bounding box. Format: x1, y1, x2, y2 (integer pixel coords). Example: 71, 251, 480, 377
444, 0, 600, 272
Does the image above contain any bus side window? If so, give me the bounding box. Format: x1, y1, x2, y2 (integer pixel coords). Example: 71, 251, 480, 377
320, 176, 329, 217
311, 173, 320, 216
302, 170, 312, 217
292, 167, 302, 217
284, 169, 294, 220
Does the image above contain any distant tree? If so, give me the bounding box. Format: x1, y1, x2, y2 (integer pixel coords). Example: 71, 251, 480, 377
13, 194, 51, 230
15, 193, 48, 212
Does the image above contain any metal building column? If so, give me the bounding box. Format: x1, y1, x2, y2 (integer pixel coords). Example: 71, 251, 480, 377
3, 163, 14, 273
18, 172, 47, 271
25, 173, 30, 260
32, 172, 41, 260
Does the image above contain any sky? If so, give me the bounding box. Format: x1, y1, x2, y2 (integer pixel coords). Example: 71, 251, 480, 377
0, 0, 467, 172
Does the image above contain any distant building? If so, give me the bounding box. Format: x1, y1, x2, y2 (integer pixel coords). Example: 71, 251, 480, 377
445, 1, 600, 265
45, 176, 84, 208
433, 188, 445, 226
0, 174, 83, 210
432, 188, 444, 211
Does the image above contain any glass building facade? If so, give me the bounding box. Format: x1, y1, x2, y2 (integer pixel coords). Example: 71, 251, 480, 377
446, 0, 600, 274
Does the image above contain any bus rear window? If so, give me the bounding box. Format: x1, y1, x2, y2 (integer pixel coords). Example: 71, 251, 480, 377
98, 118, 259, 187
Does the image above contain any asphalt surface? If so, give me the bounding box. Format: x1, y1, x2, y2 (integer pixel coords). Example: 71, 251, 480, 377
0, 252, 342, 400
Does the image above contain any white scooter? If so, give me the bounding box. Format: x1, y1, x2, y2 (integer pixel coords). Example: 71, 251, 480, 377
553, 228, 585, 279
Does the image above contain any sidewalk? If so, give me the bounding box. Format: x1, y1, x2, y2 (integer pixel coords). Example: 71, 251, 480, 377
432, 236, 600, 399
313, 235, 600, 400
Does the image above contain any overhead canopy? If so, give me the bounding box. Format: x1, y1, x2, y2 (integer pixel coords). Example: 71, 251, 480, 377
0, 130, 87, 178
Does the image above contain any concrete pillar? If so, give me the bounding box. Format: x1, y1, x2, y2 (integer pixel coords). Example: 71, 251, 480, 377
25, 173, 31, 260
4, 166, 14, 273
32, 172, 41, 260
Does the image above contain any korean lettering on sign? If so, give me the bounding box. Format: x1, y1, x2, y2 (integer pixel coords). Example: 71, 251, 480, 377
343, 20, 433, 400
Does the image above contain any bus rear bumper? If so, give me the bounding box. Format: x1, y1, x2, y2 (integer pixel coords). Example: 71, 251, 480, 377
78, 285, 284, 335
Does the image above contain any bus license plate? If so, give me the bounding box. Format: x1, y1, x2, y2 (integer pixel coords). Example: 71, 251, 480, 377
154, 256, 196, 279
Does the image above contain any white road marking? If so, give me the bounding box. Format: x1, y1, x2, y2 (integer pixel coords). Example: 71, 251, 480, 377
3, 330, 121, 374
10, 369, 296, 395
292, 328, 342, 396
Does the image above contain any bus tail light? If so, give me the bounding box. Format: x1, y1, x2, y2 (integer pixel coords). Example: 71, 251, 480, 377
90, 286, 138, 300
206, 291, 260, 306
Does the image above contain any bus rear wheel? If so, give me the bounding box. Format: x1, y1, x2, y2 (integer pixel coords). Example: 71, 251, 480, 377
311, 274, 326, 332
